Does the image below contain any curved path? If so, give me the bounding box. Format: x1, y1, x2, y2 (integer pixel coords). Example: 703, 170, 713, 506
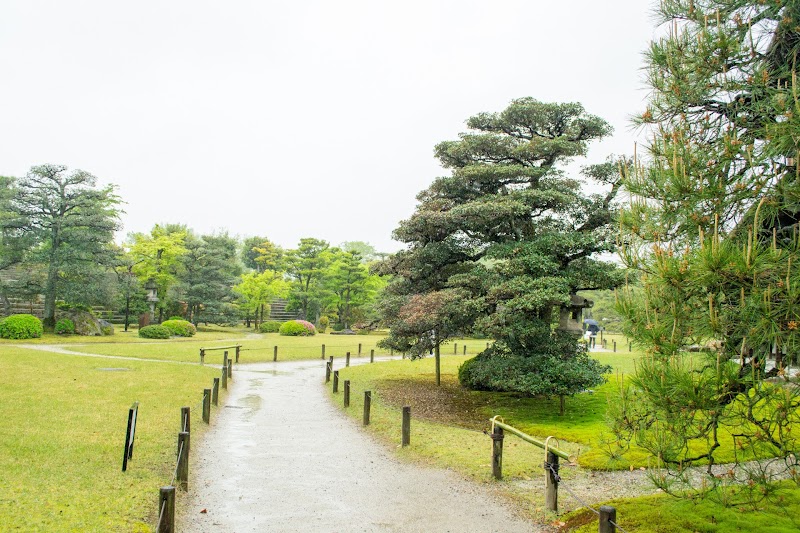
180, 358, 546, 532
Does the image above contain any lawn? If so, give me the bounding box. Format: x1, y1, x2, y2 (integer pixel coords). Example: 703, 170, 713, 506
0, 346, 223, 531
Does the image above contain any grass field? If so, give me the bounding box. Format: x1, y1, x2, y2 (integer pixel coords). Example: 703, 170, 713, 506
0, 346, 223, 531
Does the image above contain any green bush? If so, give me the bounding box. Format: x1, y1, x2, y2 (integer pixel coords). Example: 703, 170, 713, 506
138, 325, 171, 339
54, 318, 75, 335
279, 319, 316, 336
161, 319, 196, 337
318, 316, 329, 333
168, 316, 184, 321
258, 321, 282, 333
0, 314, 44, 339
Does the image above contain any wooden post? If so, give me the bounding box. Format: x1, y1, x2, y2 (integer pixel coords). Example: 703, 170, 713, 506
363, 391, 371, 425
401, 406, 411, 447
181, 406, 190, 434
212, 378, 219, 406
463, 345, 466, 355
157, 486, 175, 533
176, 431, 189, 490
599, 506, 617, 533
235, 345, 241, 363
221, 366, 227, 390
390, 348, 394, 356
202, 389, 211, 424
545, 451, 559, 512
346, 351, 351, 367
227, 359, 233, 381
613, 340, 617, 352
629, 342, 632, 352
333, 370, 339, 393
273, 345, 278, 361
199, 348, 205, 365
322, 344, 326, 360
454, 343, 457, 354
223, 350, 228, 369
600, 330, 604, 342
370, 349, 374, 363
358, 343, 362, 356
344, 380, 350, 407
491, 425, 504, 480
325, 361, 332, 383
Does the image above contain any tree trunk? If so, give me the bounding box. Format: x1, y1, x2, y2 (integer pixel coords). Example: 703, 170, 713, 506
559, 395, 565, 416
434, 329, 441, 386
124, 295, 131, 332
43, 254, 59, 329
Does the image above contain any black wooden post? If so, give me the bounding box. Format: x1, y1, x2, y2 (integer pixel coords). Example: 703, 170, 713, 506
545, 451, 559, 512
344, 380, 350, 407
613, 340, 617, 352
346, 351, 351, 367
358, 343, 362, 356
454, 343, 457, 355
227, 359, 233, 380
176, 431, 189, 490
629, 342, 632, 352
181, 406, 190, 434
157, 486, 175, 533
333, 370, 339, 393
199, 348, 205, 365
325, 361, 332, 383
370, 349, 374, 363
599, 506, 617, 533
212, 378, 219, 406
223, 350, 228, 369
363, 391, 371, 425
273, 345, 278, 361
463, 345, 466, 355
322, 344, 326, 360
221, 366, 227, 390
491, 425, 504, 480
402, 406, 411, 446
202, 389, 211, 424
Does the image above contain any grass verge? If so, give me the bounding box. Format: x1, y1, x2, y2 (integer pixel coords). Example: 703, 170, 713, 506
0, 347, 222, 531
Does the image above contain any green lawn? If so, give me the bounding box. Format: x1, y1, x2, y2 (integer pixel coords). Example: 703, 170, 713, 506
0, 346, 223, 531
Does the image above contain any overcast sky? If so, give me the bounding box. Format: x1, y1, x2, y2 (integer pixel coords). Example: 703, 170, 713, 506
0, 1, 657, 253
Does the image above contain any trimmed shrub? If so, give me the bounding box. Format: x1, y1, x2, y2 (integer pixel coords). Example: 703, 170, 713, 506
54, 318, 76, 335
318, 316, 329, 333
138, 325, 171, 339
161, 319, 196, 337
168, 316, 184, 321
258, 321, 282, 333
279, 319, 316, 336
0, 314, 44, 339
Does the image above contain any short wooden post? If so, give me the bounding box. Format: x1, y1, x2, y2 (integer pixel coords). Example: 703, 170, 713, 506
491, 425, 504, 480
599, 506, 617, 533
212, 378, 219, 406
545, 451, 559, 512
180, 406, 190, 434
325, 361, 332, 383
401, 406, 411, 447
600, 330, 604, 342
390, 348, 394, 356
199, 348, 205, 365
629, 342, 632, 352
333, 370, 339, 393
322, 344, 326, 360
402, 352, 406, 359
157, 486, 175, 533
363, 391, 371, 425
221, 366, 228, 390
344, 380, 350, 407
176, 431, 189, 490
202, 389, 211, 424
235, 345, 240, 363
223, 350, 229, 368
346, 352, 351, 367
613, 340, 617, 352
358, 343, 362, 356
273, 345, 278, 361
370, 349, 374, 363
227, 359, 233, 380
463, 345, 466, 355
454, 343, 457, 354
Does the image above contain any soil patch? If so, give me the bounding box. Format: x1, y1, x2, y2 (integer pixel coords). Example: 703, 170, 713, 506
377, 374, 492, 430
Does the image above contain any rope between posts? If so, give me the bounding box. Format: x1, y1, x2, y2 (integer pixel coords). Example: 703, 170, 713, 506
171, 441, 185, 487
544, 463, 629, 533
192, 391, 207, 413
156, 498, 166, 530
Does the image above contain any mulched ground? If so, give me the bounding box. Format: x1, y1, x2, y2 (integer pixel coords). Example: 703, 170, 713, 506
376, 374, 493, 431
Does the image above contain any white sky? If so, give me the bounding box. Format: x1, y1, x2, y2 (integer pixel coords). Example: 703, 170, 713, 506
0, 1, 658, 253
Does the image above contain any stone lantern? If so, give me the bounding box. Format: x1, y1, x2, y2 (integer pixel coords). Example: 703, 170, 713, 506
557, 294, 593, 335
145, 278, 159, 322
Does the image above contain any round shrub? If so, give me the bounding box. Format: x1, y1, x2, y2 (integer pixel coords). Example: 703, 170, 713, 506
258, 321, 282, 333
161, 319, 196, 337
279, 319, 316, 336
138, 325, 172, 339
54, 318, 75, 335
0, 314, 43, 339
318, 316, 329, 333
168, 316, 184, 321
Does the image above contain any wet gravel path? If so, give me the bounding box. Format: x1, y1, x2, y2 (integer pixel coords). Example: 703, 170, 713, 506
180, 358, 546, 532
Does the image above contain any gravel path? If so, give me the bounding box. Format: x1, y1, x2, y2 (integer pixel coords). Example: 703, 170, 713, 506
179, 358, 549, 532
